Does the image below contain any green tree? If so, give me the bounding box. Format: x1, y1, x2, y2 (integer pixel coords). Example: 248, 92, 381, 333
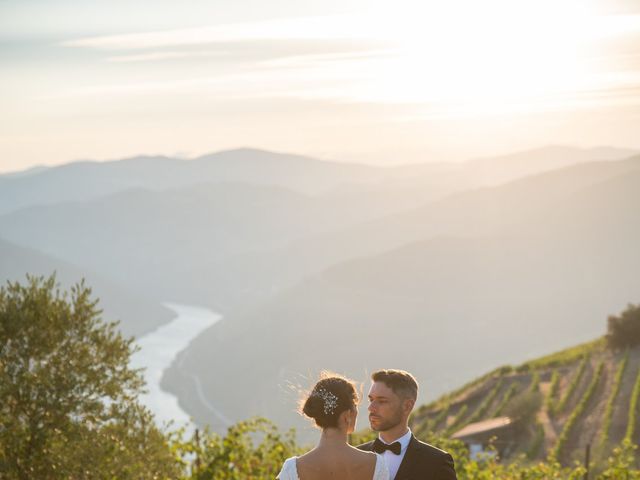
180, 417, 300, 479
606, 303, 640, 349
504, 390, 543, 430
0, 275, 179, 479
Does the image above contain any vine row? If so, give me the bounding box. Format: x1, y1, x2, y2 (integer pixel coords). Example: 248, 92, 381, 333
599, 351, 629, 447
550, 361, 604, 460
551, 355, 589, 417
624, 365, 640, 442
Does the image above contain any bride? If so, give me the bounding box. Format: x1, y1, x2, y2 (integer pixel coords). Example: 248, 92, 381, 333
278, 373, 389, 480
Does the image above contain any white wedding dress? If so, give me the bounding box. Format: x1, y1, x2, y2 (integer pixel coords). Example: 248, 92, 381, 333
277, 453, 389, 480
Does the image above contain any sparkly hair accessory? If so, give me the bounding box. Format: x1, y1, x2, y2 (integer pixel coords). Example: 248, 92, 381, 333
313, 387, 339, 415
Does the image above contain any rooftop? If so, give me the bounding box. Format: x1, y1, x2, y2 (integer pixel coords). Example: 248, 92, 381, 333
451, 417, 513, 440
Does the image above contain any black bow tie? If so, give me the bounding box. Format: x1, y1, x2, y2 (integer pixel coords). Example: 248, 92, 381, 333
372, 438, 401, 455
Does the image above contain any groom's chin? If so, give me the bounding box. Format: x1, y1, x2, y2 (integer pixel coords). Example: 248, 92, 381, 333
368, 418, 381, 431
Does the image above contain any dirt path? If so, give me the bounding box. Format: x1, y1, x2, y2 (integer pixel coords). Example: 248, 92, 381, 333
538, 380, 557, 453
537, 403, 558, 453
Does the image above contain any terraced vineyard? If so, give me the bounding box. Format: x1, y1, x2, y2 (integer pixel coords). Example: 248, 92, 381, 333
411, 339, 640, 466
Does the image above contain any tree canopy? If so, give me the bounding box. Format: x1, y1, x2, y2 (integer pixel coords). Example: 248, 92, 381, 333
0, 275, 178, 479
1, 275, 638, 479
607, 303, 640, 349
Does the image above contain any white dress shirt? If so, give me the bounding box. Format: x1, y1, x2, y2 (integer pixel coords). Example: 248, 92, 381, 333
378, 428, 412, 480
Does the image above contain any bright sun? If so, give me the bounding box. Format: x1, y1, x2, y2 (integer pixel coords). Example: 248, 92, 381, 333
355, 0, 609, 116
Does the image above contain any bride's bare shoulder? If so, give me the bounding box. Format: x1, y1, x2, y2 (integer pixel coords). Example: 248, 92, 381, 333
350, 447, 378, 467
351, 445, 377, 457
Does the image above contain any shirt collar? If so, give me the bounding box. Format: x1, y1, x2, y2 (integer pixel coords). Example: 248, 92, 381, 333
379, 428, 412, 452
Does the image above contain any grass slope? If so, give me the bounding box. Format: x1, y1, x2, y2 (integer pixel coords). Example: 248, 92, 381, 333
411, 339, 640, 464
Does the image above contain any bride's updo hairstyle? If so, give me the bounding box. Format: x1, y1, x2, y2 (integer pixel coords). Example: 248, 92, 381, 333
301, 372, 359, 429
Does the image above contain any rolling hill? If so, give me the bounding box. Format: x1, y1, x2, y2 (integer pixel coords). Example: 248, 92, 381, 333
1, 146, 632, 217
204, 154, 640, 307
2, 145, 638, 435
162, 160, 640, 435
0, 149, 382, 215
0, 237, 173, 337
411, 338, 640, 465
0, 181, 422, 311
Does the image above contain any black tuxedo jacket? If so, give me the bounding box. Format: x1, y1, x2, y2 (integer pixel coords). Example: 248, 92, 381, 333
358, 435, 457, 480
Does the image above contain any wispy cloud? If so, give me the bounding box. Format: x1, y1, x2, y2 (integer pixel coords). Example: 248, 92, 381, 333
258, 48, 396, 68
39, 66, 357, 100
51, 8, 640, 118
60, 14, 372, 50
106, 50, 226, 63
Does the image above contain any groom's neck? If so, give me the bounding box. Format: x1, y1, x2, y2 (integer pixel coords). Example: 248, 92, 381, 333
380, 425, 409, 444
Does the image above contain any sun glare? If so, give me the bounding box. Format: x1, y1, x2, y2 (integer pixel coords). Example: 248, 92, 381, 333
355, 0, 621, 115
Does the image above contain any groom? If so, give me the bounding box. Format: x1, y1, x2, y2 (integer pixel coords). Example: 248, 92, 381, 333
358, 369, 457, 480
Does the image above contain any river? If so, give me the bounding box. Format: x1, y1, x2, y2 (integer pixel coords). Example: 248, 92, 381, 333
129, 302, 222, 433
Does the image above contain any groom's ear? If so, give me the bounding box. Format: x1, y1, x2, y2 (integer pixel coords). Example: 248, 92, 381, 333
402, 397, 416, 415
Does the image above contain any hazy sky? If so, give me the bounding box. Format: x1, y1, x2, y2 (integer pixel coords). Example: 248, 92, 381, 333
2, 0, 640, 172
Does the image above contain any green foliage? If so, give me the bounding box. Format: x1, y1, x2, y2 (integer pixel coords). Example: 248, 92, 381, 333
3, 275, 639, 479
419, 425, 638, 480
429, 403, 451, 432
445, 404, 468, 436
177, 417, 300, 480
552, 355, 589, 417
597, 440, 640, 479
550, 361, 604, 462
625, 365, 640, 442
0, 275, 179, 480
493, 383, 518, 417
517, 338, 603, 372
599, 350, 629, 448
458, 457, 587, 480
545, 369, 560, 413
427, 367, 513, 411
503, 390, 543, 427
465, 378, 503, 425
349, 428, 376, 446
413, 402, 451, 437
400, 429, 639, 479
606, 303, 640, 349
177, 420, 639, 479
526, 423, 545, 460
528, 372, 540, 394
416, 432, 469, 463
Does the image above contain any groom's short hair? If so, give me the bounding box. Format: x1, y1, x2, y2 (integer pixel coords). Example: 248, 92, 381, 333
371, 369, 418, 401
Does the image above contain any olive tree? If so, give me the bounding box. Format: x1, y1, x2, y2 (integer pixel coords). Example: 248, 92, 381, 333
0, 275, 179, 479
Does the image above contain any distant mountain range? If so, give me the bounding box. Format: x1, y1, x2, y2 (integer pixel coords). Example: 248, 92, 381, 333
0, 238, 172, 337
1, 145, 638, 434
161, 152, 640, 434
1, 146, 634, 216
0, 149, 379, 216
1, 146, 634, 313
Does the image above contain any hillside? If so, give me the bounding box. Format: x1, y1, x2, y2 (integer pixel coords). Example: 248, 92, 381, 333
162, 159, 640, 434
0, 237, 173, 336
0, 149, 381, 215
411, 338, 640, 465
3, 145, 639, 439
0, 181, 427, 311
205, 154, 640, 308
1, 146, 631, 216
1, 147, 634, 315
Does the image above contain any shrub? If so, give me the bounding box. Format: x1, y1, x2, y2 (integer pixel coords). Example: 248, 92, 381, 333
606, 303, 640, 349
